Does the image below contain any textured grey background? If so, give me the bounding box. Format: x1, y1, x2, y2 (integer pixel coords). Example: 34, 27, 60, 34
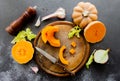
0, 0, 120, 81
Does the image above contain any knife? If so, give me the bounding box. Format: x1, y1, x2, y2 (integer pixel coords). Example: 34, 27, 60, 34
35, 47, 75, 75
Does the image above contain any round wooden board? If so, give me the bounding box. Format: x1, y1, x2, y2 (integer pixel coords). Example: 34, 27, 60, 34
34, 21, 90, 77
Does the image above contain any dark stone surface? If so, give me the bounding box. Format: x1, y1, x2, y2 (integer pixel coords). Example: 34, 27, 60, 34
0, 0, 120, 81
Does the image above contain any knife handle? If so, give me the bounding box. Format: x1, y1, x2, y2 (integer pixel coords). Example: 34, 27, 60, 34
5, 6, 36, 35
56, 62, 75, 76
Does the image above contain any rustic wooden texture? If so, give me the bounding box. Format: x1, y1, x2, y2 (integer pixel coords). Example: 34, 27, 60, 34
34, 21, 90, 76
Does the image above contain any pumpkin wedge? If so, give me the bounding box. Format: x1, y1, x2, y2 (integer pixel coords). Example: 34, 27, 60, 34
59, 45, 68, 65
41, 26, 61, 47
41, 26, 51, 43
11, 40, 34, 64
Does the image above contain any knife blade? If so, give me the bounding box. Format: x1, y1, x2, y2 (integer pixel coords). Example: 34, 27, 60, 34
35, 47, 75, 75
35, 47, 57, 63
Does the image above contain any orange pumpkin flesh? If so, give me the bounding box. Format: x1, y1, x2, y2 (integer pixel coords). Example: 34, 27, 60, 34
41, 26, 61, 47
59, 45, 68, 65
69, 48, 75, 55
47, 26, 60, 47
84, 21, 106, 43
71, 41, 76, 48
41, 26, 51, 43
12, 40, 34, 64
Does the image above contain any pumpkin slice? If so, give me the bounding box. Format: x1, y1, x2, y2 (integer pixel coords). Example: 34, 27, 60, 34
84, 21, 106, 43
41, 26, 51, 43
47, 26, 61, 47
59, 45, 68, 65
11, 40, 34, 64
41, 26, 60, 47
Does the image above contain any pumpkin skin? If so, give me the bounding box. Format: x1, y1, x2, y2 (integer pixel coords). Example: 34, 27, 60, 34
41, 26, 51, 43
59, 45, 69, 65
41, 26, 61, 47
72, 2, 98, 28
47, 26, 61, 47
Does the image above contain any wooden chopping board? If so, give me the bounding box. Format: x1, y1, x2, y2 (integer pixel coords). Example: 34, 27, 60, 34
34, 21, 90, 77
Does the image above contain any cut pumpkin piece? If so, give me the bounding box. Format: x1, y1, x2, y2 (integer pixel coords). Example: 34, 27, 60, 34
84, 21, 106, 43
41, 26, 61, 47
71, 41, 76, 48
41, 26, 51, 43
47, 26, 60, 47
69, 48, 75, 55
11, 40, 34, 64
59, 45, 68, 65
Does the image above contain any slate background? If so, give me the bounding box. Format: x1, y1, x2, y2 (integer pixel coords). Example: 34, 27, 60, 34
0, 0, 120, 81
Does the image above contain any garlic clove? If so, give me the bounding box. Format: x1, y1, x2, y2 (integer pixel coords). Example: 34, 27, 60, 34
55, 7, 66, 19
30, 66, 39, 73
33, 5, 37, 9
41, 7, 66, 21
35, 16, 41, 27
41, 13, 56, 21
